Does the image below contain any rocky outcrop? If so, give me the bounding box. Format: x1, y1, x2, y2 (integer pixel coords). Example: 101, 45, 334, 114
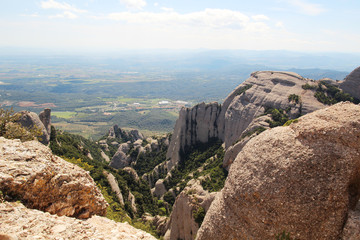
197, 102, 360, 240
0, 137, 107, 219
103, 171, 124, 205
39, 108, 51, 139
0, 201, 156, 240
17, 110, 51, 145
110, 144, 132, 169
165, 179, 216, 240
152, 179, 167, 198
166, 102, 221, 170
340, 66, 360, 100
167, 71, 326, 171
108, 125, 144, 141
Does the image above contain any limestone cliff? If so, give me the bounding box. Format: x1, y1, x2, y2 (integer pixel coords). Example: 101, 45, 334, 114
166, 71, 326, 171
166, 102, 221, 170
197, 102, 360, 240
0, 137, 107, 219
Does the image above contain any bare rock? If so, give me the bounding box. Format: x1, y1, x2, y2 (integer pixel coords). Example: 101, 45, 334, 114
128, 192, 137, 213
166, 102, 221, 170
223, 115, 270, 170
110, 147, 132, 169
103, 170, 124, 205
38, 108, 51, 138
165, 179, 216, 240
197, 102, 360, 240
167, 71, 326, 171
100, 150, 110, 162
152, 179, 167, 198
17, 111, 50, 145
123, 167, 140, 182
340, 66, 360, 100
0, 137, 107, 219
129, 129, 144, 141
98, 140, 109, 151
0, 201, 156, 240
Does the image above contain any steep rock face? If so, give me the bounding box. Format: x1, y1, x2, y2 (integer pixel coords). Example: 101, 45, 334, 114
0, 137, 107, 219
340, 66, 360, 100
197, 102, 360, 240
167, 71, 325, 170
103, 171, 124, 205
0, 201, 156, 240
17, 110, 51, 145
39, 108, 51, 139
165, 179, 216, 240
166, 102, 221, 170
220, 71, 324, 148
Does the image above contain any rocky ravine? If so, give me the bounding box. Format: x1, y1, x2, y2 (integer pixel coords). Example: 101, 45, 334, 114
0, 137, 156, 239
197, 102, 360, 240
166, 71, 326, 171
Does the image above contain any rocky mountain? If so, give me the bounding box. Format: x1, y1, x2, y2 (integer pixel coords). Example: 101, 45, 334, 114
159, 68, 360, 239
166, 71, 327, 172
339, 66, 360, 100
2, 66, 360, 240
197, 102, 360, 240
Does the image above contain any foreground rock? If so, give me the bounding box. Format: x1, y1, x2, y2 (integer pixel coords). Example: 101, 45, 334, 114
0, 137, 107, 219
0, 201, 156, 240
197, 102, 360, 240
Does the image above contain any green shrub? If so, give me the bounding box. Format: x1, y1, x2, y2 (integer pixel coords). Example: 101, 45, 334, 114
235, 84, 253, 96
276, 231, 293, 240
283, 119, 298, 126
265, 108, 289, 128
193, 206, 206, 226
288, 94, 300, 104
302, 83, 317, 90
314, 81, 357, 105
241, 126, 266, 139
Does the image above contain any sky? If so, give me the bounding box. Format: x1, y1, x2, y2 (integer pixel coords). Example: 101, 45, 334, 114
1, 0, 360, 53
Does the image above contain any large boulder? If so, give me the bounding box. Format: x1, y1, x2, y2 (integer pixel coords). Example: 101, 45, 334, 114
0, 201, 156, 240
197, 102, 360, 240
0, 137, 107, 219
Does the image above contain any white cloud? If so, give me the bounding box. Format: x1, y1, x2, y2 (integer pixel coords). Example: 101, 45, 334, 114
119, 0, 146, 10
41, 0, 86, 13
286, 0, 326, 15
21, 13, 40, 18
161, 7, 174, 12
49, 11, 78, 19
107, 9, 253, 30
252, 15, 270, 21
